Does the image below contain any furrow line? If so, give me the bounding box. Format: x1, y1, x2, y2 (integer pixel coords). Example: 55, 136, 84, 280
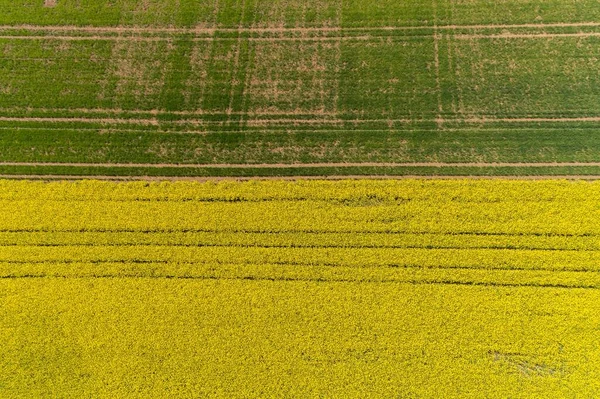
0, 242, 594, 251
0, 274, 596, 289
0, 228, 595, 237
1, 259, 599, 274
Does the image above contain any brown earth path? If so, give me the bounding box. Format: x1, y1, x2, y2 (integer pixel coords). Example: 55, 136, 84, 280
0, 107, 340, 116
0, 117, 159, 125
455, 32, 600, 39
2, 22, 600, 34
6, 116, 600, 125
4, 162, 600, 168
0, 35, 376, 42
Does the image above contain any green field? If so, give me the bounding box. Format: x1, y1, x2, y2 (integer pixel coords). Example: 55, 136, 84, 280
2, 0, 600, 177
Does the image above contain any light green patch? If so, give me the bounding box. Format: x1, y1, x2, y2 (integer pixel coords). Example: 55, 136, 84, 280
100, 40, 174, 110
245, 39, 340, 115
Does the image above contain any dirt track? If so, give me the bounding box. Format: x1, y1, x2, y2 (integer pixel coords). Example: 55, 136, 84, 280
4, 115, 600, 125
2, 21, 600, 34
3, 162, 600, 168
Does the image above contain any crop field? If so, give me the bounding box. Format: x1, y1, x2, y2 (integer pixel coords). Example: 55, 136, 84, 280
3, 1, 600, 397
1, 179, 600, 397
2, 0, 600, 177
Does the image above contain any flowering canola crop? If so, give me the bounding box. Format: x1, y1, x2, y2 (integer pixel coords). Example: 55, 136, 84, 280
1, 179, 600, 397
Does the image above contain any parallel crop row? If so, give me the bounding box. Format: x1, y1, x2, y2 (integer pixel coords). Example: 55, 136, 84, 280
1, 179, 600, 287
4, 179, 600, 398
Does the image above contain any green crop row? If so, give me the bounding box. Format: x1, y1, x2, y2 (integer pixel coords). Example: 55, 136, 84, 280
1, 0, 599, 27
3, 127, 600, 164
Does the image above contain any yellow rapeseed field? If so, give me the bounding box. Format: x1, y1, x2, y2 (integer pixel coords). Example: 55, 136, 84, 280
1, 179, 600, 397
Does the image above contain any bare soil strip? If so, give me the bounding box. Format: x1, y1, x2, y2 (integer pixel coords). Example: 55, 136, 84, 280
2, 21, 600, 35
455, 32, 600, 39
0, 35, 375, 42
0, 116, 346, 126
5, 107, 600, 121
425, 21, 600, 30
432, 0, 443, 123
225, 3, 246, 117
2, 32, 598, 42
0, 117, 159, 125
0, 35, 174, 42
0, 25, 337, 35
4, 162, 600, 168
462, 116, 600, 123
433, 41, 443, 127
2, 175, 600, 181
232, 118, 347, 126
0, 126, 583, 133
5, 115, 600, 125
0, 107, 339, 117
5, 115, 600, 126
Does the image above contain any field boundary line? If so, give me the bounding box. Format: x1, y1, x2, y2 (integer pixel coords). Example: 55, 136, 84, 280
0, 126, 595, 133
4, 162, 600, 168
3, 175, 600, 181
0, 229, 591, 236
